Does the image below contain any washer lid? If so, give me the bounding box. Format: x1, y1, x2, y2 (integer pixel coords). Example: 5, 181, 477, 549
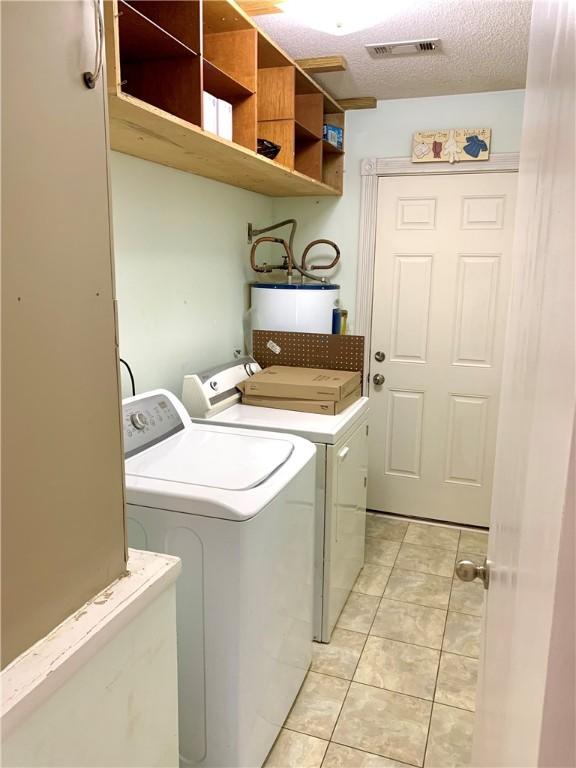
125, 429, 294, 491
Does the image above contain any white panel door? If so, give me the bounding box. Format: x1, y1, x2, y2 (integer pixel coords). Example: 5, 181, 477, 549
368, 173, 517, 526
473, 0, 575, 763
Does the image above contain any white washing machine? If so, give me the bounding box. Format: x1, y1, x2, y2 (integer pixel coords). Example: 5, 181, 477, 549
182, 360, 368, 643
122, 389, 316, 768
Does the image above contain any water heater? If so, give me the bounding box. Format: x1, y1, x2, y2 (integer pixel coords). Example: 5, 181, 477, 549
250, 282, 340, 334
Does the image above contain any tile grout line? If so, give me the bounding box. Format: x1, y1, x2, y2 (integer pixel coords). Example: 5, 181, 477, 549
314, 627, 478, 696
421, 528, 462, 766
359, 628, 476, 658
363, 524, 433, 768
366, 533, 460, 553
365, 556, 456, 579
324, 533, 401, 760
367, 511, 489, 536
340, 678, 478, 711
323, 739, 418, 768
327, 521, 433, 767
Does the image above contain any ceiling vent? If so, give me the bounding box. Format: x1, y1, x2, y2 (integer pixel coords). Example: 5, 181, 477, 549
365, 39, 441, 58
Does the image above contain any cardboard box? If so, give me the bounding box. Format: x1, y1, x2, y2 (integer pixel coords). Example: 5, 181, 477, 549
217, 99, 233, 141
242, 387, 361, 415
243, 366, 361, 402
323, 123, 343, 149
203, 91, 218, 135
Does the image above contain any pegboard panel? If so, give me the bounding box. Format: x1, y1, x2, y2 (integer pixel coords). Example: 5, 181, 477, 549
253, 330, 365, 382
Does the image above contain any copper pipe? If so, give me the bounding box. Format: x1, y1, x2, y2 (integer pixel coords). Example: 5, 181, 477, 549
301, 239, 341, 271
250, 223, 338, 284
250, 236, 292, 276
250, 219, 297, 258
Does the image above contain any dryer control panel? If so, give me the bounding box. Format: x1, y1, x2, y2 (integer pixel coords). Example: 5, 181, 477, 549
182, 357, 261, 418
123, 393, 185, 459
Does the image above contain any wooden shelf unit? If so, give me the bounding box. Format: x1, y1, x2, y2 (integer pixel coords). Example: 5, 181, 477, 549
105, 0, 345, 197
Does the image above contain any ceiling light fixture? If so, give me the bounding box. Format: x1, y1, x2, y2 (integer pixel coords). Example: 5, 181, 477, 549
275, 0, 397, 36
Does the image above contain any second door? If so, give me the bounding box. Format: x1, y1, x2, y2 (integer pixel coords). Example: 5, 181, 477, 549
368, 171, 517, 526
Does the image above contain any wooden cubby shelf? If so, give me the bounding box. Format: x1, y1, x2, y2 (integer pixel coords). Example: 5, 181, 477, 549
323, 140, 344, 155
295, 120, 321, 142
120, 0, 201, 53
117, 1, 197, 59
105, 0, 345, 197
203, 60, 255, 102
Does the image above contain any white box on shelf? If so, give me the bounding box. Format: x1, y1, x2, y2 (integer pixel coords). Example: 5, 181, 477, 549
202, 92, 218, 135
217, 99, 233, 141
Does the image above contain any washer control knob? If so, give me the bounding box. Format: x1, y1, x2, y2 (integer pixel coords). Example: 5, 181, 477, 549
130, 412, 148, 430
210, 380, 218, 391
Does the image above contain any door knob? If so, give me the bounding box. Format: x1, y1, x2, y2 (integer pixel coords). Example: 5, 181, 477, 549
455, 557, 490, 590
372, 373, 385, 386
374, 351, 386, 362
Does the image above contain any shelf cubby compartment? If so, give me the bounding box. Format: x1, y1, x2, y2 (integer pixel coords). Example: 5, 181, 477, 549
294, 94, 323, 182
257, 66, 295, 169
122, 0, 201, 52
257, 66, 295, 121
322, 140, 344, 155
203, 27, 258, 151
295, 139, 322, 182
295, 93, 324, 140
258, 121, 295, 170
203, 60, 254, 102
117, 0, 202, 127
321, 112, 345, 193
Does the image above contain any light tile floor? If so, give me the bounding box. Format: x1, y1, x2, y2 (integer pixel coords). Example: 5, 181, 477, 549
265, 515, 488, 768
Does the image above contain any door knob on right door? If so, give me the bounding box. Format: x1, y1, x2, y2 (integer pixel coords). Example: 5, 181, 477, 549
372, 373, 385, 386
455, 557, 490, 589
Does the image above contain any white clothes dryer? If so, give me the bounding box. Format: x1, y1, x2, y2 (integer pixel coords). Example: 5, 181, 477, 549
123, 390, 316, 768
182, 359, 368, 643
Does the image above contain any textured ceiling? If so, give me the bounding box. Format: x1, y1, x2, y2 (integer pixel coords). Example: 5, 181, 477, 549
255, 1, 532, 100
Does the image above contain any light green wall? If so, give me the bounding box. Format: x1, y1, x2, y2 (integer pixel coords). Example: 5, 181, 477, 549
112, 90, 525, 394
111, 152, 273, 396
272, 89, 526, 328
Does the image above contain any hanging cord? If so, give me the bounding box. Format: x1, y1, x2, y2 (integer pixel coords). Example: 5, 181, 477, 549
120, 358, 136, 397
83, 0, 104, 89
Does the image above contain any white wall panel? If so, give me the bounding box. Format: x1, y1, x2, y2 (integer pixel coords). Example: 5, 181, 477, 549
111, 153, 274, 397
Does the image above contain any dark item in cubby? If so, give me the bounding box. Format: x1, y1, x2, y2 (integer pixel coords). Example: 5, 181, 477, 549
257, 138, 281, 160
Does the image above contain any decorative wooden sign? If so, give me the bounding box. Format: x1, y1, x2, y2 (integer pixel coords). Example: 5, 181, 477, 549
412, 128, 491, 164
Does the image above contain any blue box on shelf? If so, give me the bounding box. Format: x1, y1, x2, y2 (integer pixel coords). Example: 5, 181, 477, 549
323, 124, 343, 150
